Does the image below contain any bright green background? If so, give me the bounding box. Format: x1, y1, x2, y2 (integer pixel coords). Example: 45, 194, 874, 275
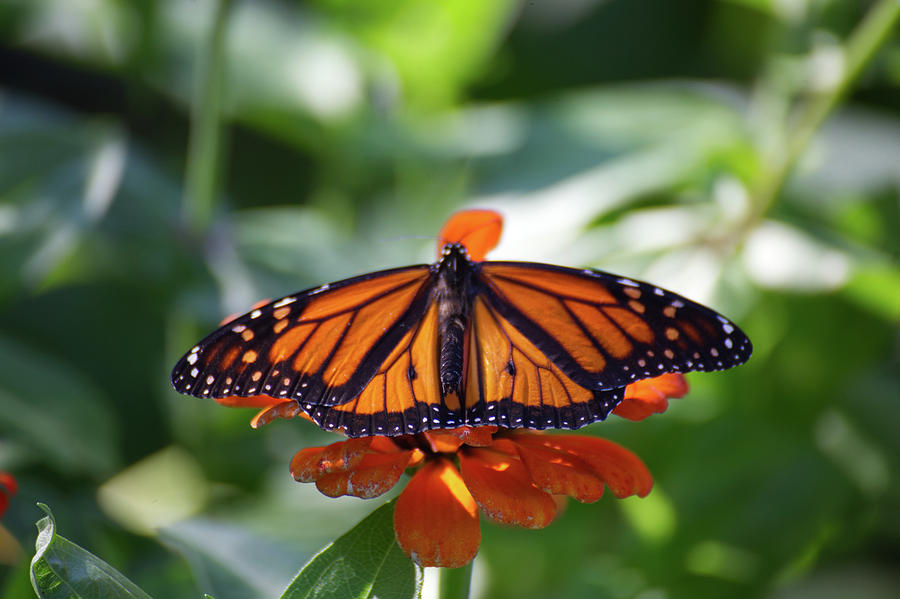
2, 0, 899, 597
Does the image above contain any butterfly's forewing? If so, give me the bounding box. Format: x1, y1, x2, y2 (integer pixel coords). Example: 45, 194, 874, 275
478, 262, 752, 390
171, 266, 434, 408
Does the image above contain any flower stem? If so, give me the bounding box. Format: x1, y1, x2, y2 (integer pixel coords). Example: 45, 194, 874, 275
183, 0, 232, 233
438, 562, 473, 599
745, 0, 900, 229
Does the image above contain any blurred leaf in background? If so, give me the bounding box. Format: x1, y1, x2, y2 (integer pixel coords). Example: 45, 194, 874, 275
1, 0, 899, 598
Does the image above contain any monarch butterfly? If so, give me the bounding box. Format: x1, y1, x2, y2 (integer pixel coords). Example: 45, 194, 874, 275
172, 210, 751, 437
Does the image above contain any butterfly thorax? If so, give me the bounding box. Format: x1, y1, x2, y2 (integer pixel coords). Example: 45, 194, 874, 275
433, 244, 476, 397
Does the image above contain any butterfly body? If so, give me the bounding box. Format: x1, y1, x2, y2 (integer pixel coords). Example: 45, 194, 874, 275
173, 223, 751, 437
433, 243, 477, 397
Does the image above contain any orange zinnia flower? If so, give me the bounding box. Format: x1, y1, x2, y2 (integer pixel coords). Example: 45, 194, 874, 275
217, 372, 686, 568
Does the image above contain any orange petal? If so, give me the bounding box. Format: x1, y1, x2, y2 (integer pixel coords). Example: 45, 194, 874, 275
458, 445, 557, 528
315, 450, 413, 499
423, 431, 464, 453
369, 436, 403, 453
318, 437, 375, 473
290, 438, 372, 482
423, 426, 498, 453
483, 437, 518, 457
616, 373, 689, 421
514, 434, 653, 498
394, 458, 480, 568
611, 399, 657, 421
630, 372, 688, 399
290, 446, 328, 482
454, 426, 498, 447
437, 209, 503, 262
250, 400, 301, 428
214, 394, 284, 409
511, 440, 605, 503
290, 437, 407, 484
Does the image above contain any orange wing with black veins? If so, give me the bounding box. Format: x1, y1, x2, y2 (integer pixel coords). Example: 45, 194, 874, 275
171, 266, 434, 413
477, 262, 752, 391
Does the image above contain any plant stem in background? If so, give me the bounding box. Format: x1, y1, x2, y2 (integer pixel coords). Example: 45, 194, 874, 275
438, 562, 474, 599
746, 0, 900, 228
183, 0, 232, 233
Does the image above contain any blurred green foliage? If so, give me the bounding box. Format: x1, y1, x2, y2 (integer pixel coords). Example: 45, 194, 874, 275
1, 0, 899, 598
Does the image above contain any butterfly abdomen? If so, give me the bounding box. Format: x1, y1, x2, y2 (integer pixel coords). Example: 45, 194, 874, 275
434, 244, 477, 397
438, 313, 466, 395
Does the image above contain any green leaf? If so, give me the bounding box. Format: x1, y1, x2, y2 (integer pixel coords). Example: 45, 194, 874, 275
316, 0, 518, 108
158, 517, 309, 599
280, 500, 422, 599
0, 337, 118, 478
842, 262, 900, 321
233, 206, 359, 284
30, 503, 154, 599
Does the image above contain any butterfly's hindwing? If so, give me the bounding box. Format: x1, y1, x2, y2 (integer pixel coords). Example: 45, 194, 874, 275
301, 302, 466, 437
464, 295, 625, 430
